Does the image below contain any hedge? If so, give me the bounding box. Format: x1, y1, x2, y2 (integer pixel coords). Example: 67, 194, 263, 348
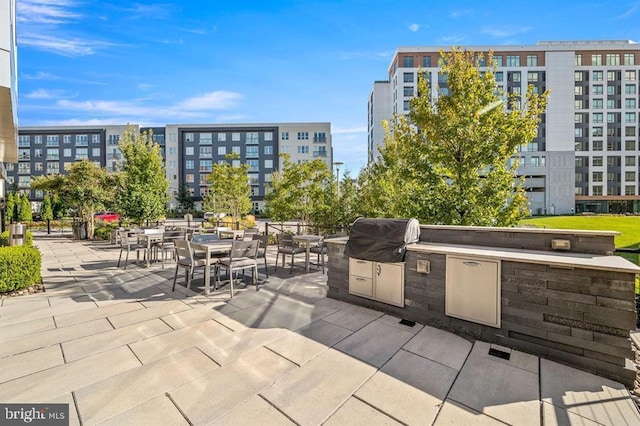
0, 246, 42, 293
0, 229, 34, 247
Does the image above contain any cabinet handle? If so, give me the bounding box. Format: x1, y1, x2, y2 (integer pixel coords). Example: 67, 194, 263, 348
357, 260, 366, 264
463, 261, 481, 267
356, 277, 366, 281
376, 264, 381, 276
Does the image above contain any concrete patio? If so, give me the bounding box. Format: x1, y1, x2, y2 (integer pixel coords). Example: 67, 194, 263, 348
0, 233, 639, 425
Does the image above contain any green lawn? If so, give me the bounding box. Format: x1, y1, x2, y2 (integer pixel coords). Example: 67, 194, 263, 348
519, 215, 640, 249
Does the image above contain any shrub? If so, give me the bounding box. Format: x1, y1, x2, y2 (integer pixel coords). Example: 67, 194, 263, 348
94, 224, 115, 240
0, 246, 42, 293
0, 229, 34, 247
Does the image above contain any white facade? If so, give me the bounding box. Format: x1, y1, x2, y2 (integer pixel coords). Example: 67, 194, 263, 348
367, 81, 392, 162
0, 0, 17, 163
369, 40, 640, 214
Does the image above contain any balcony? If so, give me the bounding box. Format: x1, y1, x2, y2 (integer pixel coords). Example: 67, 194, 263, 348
313, 151, 328, 158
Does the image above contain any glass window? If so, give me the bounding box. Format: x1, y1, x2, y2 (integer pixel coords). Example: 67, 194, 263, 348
626, 126, 637, 136
217, 146, 226, 155
575, 113, 584, 123
606, 53, 620, 66
574, 71, 583, 81
510, 72, 521, 82
593, 156, 603, 166
246, 146, 259, 158
530, 156, 539, 167
495, 72, 503, 82
199, 146, 213, 157
232, 160, 240, 167
62, 148, 72, 157
217, 132, 227, 142
232, 133, 241, 141
422, 56, 432, 67
297, 132, 309, 140
493, 55, 502, 66
34, 149, 42, 158
626, 186, 636, 195
246, 132, 259, 144
402, 56, 414, 67
281, 132, 289, 140
185, 147, 194, 155
625, 84, 636, 95
591, 54, 602, 66
575, 54, 582, 66
18, 176, 31, 188
75, 148, 88, 160
92, 134, 100, 144
593, 85, 603, 95
199, 160, 212, 172
593, 71, 603, 81
593, 113, 603, 123
593, 99, 603, 109
625, 70, 636, 81
18, 163, 30, 174
592, 185, 603, 196
92, 148, 100, 157
199, 133, 212, 144
403, 100, 410, 111
625, 156, 636, 166
247, 160, 259, 172
625, 112, 636, 123
297, 146, 309, 154
626, 171, 636, 181
185, 133, 194, 142
63, 135, 72, 144
232, 146, 240, 155
575, 99, 584, 109
506, 55, 520, 66
76, 135, 88, 146
34, 135, 42, 144
403, 72, 414, 83
575, 128, 583, 137
607, 85, 616, 96
185, 160, 194, 169
248, 174, 259, 185
593, 127, 603, 137
624, 53, 635, 65
34, 162, 43, 171
625, 98, 636, 109
592, 172, 603, 182
527, 55, 538, 66
528, 72, 539, 82
185, 174, 194, 183
46, 135, 59, 146
264, 159, 273, 169
403, 86, 414, 96
607, 71, 617, 81
47, 162, 59, 173
626, 140, 636, 150
264, 132, 273, 141
46, 149, 59, 160
607, 113, 616, 123
264, 145, 273, 155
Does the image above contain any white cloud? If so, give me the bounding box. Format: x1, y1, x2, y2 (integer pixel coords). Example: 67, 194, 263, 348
409, 23, 420, 32
482, 26, 532, 38
19, 33, 115, 57
175, 91, 244, 111
450, 9, 474, 18
51, 90, 244, 122
616, 5, 638, 18
24, 89, 57, 99
17, 0, 81, 25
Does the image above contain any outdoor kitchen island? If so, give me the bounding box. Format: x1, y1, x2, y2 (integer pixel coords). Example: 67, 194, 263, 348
326, 224, 640, 387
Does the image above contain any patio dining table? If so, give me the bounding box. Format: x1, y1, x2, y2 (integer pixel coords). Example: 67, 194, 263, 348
292, 234, 323, 272
137, 230, 185, 267
190, 240, 234, 294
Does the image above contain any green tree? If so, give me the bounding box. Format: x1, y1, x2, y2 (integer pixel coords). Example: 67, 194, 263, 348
41, 195, 54, 221
266, 154, 332, 227
116, 125, 168, 224
5, 191, 15, 225
176, 183, 194, 214
18, 193, 32, 222
202, 154, 251, 221
31, 159, 115, 239
361, 47, 548, 226
51, 194, 65, 219
335, 170, 359, 228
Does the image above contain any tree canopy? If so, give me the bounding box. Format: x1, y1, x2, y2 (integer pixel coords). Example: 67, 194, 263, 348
18, 193, 32, 222
358, 47, 549, 226
202, 153, 251, 221
265, 155, 332, 226
31, 159, 115, 238
115, 125, 169, 224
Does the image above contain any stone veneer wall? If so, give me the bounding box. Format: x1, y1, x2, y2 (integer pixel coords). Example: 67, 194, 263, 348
327, 226, 637, 387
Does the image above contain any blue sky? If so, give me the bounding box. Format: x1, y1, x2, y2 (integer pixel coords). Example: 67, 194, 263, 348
16, 0, 640, 174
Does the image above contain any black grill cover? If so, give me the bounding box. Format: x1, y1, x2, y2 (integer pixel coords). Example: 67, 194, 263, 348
345, 218, 420, 263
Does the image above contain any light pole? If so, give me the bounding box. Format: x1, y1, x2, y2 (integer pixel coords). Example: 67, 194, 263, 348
333, 162, 344, 198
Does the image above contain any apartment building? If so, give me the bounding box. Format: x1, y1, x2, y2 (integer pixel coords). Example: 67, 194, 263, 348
9, 122, 332, 213
368, 40, 640, 214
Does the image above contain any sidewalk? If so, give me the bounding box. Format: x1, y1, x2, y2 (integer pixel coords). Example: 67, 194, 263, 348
0, 233, 638, 425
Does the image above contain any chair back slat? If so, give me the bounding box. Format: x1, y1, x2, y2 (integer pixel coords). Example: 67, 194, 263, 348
252, 233, 268, 249
230, 240, 259, 260
276, 233, 294, 249
174, 239, 193, 262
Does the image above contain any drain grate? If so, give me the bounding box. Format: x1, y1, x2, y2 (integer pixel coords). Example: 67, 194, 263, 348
399, 319, 416, 327
488, 347, 511, 360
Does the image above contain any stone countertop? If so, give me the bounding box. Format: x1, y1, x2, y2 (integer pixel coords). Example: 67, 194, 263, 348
419, 224, 621, 237
409, 242, 640, 273
326, 237, 640, 273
